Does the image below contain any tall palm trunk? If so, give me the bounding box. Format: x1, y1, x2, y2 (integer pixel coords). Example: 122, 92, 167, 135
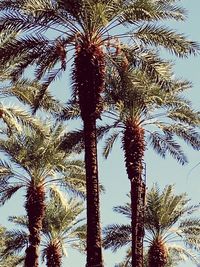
46, 241, 62, 267
123, 120, 145, 267
25, 181, 45, 267
148, 238, 168, 267
84, 117, 103, 266
74, 40, 105, 266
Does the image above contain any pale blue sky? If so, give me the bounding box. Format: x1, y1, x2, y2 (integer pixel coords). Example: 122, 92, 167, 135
1, 1, 200, 266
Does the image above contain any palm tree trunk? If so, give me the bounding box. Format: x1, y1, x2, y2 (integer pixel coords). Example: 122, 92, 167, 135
84, 117, 103, 267
24, 181, 45, 267
130, 180, 145, 267
46, 241, 62, 267
74, 41, 105, 266
123, 120, 145, 267
148, 238, 168, 267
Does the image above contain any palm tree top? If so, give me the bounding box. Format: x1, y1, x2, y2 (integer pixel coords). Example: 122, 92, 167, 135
2, 196, 86, 264
0, 0, 198, 87
0, 121, 86, 205
103, 184, 200, 266
100, 56, 200, 165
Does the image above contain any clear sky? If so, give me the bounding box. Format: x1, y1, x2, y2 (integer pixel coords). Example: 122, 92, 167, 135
1, 1, 200, 266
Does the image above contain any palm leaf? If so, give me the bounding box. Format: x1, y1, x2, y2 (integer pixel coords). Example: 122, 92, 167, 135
0, 185, 22, 205
135, 24, 199, 57
103, 224, 131, 252
148, 132, 187, 165
102, 131, 119, 159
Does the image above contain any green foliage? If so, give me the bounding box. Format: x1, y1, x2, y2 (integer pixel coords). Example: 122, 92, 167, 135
0, 102, 48, 136
0, 121, 86, 206
0, 79, 63, 115
0, 225, 23, 266
101, 56, 200, 164
2, 196, 86, 265
103, 184, 200, 266
0, 0, 198, 110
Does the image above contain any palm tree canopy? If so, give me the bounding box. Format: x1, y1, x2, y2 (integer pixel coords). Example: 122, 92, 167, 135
41, 196, 86, 260
103, 184, 200, 266
2, 196, 86, 264
0, 121, 86, 205
0, 0, 198, 109
100, 57, 200, 165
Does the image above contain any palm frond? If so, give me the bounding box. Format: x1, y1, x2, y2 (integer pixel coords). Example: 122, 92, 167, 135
0, 104, 48, 135
103, 224, 131, 252
32, 68, 63, 113
102, 131, 119, 158
168, 244, 199, 264
113, 203, 131, 219
57, 103, 81, 121
0, 185, 22, 205
59, 128, 84, 154
8, 215, 28, 228
2, 229, 28, 256
162, 124, 200, 150
0, 79, 63, 114
135, 24, 199, 57
148, 132, 187, 165
121, 1, 186, 23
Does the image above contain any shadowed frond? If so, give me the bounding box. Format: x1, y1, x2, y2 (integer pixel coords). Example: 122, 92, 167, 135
147, 132, 187, 165
57, 102, 81, 121
0, 185, 22, 205
2, 229, 28, 256
59, 129, 85, 154
102, 132, 119, 159
103, 224, 131, 252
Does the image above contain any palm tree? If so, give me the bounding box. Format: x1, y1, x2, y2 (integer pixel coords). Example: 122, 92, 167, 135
3, 196, 86, 267
41, 197, 86, 267
0, 1, 199, 265
103, 184, 200, 267
100, 57, 200, 266
0, 122, 86, 267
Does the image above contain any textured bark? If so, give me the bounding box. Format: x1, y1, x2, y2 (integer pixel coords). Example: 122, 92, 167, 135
123, 120, 145, 267
46, 241, 62, 267
74, 41, 104, 266
24, 181, 45, 267
74, 41, 105, 121
148, 238, 168, 267
84, 118, 103, 267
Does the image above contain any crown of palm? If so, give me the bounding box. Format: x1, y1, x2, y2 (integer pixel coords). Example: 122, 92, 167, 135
0, 122, 86, 205
101, 57, 200, 164
103, 184, 200, 265
2, 197, 86, 264
0, 0, 198, 102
